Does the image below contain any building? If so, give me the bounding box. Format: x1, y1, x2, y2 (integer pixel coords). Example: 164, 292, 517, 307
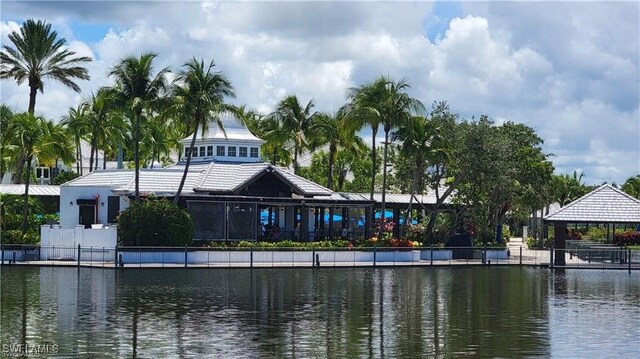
42, 113, 454, 248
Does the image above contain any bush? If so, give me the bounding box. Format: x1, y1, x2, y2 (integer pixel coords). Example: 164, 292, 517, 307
51, 170, 80, 185
118, 198, 194, 246
613, 231, 640, 246
585, 227, 607, 240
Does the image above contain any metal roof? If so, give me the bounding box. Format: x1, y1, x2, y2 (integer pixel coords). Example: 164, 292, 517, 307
65, 162, 333, 197
329, 189, 453, 205
0, 184, 60, 196
543, 184, 640, 223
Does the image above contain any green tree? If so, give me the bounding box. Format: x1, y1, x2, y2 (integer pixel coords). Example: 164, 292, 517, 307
171, 58, 235, 204
257, 114, 292, 166
312, 111, 365, 189
109, 52, 169, 203
393, 115, 446, 234
270, 95, 317, 174
551, 171, 588, 207
6, 113, 73, 233
0, 19, 91, 115
621, 175, 640, 199
61, 103, 90, 174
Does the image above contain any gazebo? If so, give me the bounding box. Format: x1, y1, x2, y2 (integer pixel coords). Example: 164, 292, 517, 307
543, 184, 640, 266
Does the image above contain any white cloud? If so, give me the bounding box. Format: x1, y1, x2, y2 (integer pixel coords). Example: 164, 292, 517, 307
0, 1, 638, 185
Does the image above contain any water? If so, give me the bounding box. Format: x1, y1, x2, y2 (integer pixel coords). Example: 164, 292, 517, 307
1, 266, 639, 358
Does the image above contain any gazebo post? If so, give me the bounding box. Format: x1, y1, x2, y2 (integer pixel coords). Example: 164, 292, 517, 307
553, 222, 567, 266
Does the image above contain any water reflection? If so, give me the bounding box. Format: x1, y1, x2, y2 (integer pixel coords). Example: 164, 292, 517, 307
1, 267, 639, 358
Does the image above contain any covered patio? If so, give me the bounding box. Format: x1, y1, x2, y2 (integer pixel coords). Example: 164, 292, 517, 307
543, 184, 640, 266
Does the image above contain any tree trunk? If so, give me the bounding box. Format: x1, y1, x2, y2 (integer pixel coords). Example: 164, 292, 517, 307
12, 154, 26, 184
402, 161, 422, 237
327, 144, 336, 190
378, 130, 390, 239
21, 156, 33, 234
28, 85, 37, 116
89, 137, 95, 173
293, 148, 299, 175
369, 126, 378, 201
78, 138, 83, 175
134, 113, 141, 203
174, 122, 199, 205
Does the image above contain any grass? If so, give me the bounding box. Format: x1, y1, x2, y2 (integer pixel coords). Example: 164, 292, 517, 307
628, 245, 640, 250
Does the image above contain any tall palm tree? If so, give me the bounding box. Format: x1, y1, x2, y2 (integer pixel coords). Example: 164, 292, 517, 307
393, 115, 446, 234
0, 19, 91, 115
8, 113, 73, 233
0, 104, 17, 181
109, 52, 169, 203
172, 58, 235, 205
85, 88, 116, 172
313, 111, 365, 190
61, 103, 90, 174
345, 78, 387, 200
259, 115, 292, 166
270, 95, 317, 174
376, 77, 424, 225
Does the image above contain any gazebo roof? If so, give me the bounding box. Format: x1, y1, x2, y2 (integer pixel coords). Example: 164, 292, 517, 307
543, 184, 640, 223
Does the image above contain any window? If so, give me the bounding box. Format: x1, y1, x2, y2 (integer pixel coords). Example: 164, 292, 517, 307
228, 146, 237, 157
192, 148, 199, 157
239, 147, 248, 157
217, 146, 225, 156
36, 167, 50, 179
207, 146, 213, 157
199, 146, 206, 157
250, 147, 259, 158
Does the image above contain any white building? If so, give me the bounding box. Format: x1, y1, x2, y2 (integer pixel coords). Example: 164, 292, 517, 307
43, 113, 373, 248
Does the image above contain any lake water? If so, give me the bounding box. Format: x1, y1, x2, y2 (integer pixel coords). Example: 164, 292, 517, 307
1, 266, 639, 358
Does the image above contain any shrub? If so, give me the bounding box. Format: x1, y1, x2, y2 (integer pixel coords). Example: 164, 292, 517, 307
568, 228, 582, 240
118, 198, 194, 246
613, 231, 640, 246
51, 170, 80, 185
585, 227, 607, 240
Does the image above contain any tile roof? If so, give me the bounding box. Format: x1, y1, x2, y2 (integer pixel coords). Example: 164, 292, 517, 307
0, 184, 60, 196
544, 184, 640, 223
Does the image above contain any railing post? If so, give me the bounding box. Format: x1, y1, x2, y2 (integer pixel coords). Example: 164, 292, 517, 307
115, 245, 118, 267
549, 247, 554, 269
629, 248, 632, 274
430, 245, 433, 266
482, 246, 487, 265
184, 245, 188, 268
77, 244, 81, 267
250, 249, 254, 269
311, 249, 315, 268
373, 247, 377, 267
519, 246, 522, 265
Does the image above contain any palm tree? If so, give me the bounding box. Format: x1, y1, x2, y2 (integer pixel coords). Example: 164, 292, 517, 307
621, 175, 640, 199
270, 95, 317, 174
85, 88, 117, 172
0, 104, 17, 181
172, 58, 235, 204
313, 111, 365, 190
259, 115, 292, 166
393, 115, 446, 234
345, 78, 387, 200
8, 113, 73, 233
376, 78, 424, 226
109, 52, 169, 203
0, 19, 91, 115
61, 103, 90, 174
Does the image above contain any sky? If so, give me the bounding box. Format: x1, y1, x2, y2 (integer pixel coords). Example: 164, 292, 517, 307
1, 1, 638, 185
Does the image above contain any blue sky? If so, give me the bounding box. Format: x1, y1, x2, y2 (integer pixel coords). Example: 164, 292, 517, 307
1, 1, 638, 185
